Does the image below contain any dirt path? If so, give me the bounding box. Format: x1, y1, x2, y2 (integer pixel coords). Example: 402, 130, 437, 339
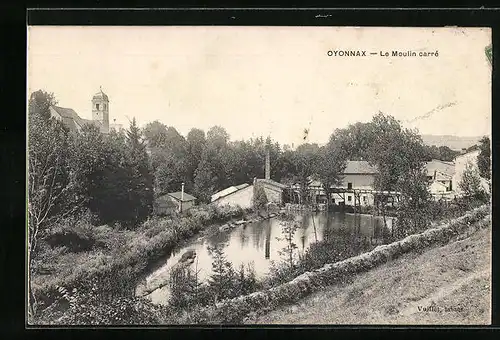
247, 221, 491, 325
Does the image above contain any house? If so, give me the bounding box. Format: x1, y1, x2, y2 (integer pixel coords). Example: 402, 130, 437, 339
211, 183, 254, 210
155, 183, 197, 215
291, 160, 378, 207
338, 160, 378, 206
254, 178, 288, 205
425, 159, 455, 192
49, 87, 119, 134
251, 148, 288, 206
452, 150, 489, 196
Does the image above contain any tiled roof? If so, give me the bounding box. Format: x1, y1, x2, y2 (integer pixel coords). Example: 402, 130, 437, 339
166, 191, 197, 202
344, 161, 377, 174
256, 178, 288, 189
93, 89, 109, 101
51, 106, 101, 131
425, 159, 455, 176
211, 183, 250, 202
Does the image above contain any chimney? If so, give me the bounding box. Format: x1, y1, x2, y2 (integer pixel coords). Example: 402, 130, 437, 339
434, 170, 437, 180
181, 182, 185, 201
265, 148, 271, 180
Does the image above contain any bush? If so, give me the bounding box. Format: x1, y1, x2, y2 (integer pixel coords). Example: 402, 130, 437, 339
44, 210, 102, 253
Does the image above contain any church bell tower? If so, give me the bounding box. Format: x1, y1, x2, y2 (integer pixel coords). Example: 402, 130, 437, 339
92, 86, 109, 133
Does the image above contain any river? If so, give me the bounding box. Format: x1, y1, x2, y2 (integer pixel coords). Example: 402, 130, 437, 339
136, 211, 394, 305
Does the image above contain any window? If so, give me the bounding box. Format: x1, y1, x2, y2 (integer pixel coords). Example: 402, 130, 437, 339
347, 182, 352, 190
96, 103, 100, 110
347, 195, 352, 202
104, 103, 107, 110
363, 195, 367, 203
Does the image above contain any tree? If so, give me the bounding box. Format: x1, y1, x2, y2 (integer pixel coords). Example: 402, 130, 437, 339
316, 142, 347, 208
193, 146, 221, 203
186, 128, 206, 186
293, 143, 320, 204
253, 185, 268, 210
459, 161, 488, 202
28, 91, 76, 319
28, 90, 57, 121
477, 136, 491, 179
207, 244, 236, 305
276, 214, 300, 270
437, 145, 459, 162
125, 118, 154, 226
143, 120, 169, 149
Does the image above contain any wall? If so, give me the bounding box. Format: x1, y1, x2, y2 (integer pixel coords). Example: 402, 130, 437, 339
335, 174, 376, 206
179, 199, 195, 213
261, 184, 283, 205
339, 173, 375, 189
429, 181, 448, 194
213, 185, 254, 210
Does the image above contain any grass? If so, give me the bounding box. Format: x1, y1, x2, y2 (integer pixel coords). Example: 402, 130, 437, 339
31, 204, 248, 309
247, 216, 491, 325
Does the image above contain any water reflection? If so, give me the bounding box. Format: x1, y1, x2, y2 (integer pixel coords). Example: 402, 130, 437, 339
142, 211, 394, 305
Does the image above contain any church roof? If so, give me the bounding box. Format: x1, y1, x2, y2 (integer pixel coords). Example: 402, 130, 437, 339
50, 105, 102, 131
93, 88, 109, 101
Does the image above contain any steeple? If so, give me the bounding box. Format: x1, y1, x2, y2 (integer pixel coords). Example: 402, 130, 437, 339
92, 86, 109, 133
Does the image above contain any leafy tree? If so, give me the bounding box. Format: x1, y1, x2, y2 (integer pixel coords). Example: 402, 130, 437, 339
28, 90, 57, 121
276, 214, 300, 270
28, 92, 75, 318
477, 136, 491, 179
143, 120, 169, 149
186, 128, 206, 186
437, 145, 460, 162
193, 146, 223, 203
459, 161, 488, 202
125, 118, 154, 226
316, 142, 347, 207
293, 143, 320, 204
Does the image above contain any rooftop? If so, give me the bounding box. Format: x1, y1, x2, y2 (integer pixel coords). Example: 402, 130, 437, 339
211, 183, 251, 202
255, 178, 288, 189
165, 191, 197, 202
344, 160, 378, 174
93, 87, 109, 101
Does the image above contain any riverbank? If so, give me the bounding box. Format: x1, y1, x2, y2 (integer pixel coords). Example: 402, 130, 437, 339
248, 215, 491, 324
31, 204, 255, 311
170, 205, 489, 324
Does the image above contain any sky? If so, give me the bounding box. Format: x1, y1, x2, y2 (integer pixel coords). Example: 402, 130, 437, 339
28, 26, 491, 147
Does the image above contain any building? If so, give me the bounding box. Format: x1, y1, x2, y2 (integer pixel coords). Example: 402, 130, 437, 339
211, 183, 254, 210
338, 160, 378, 206
49, 87, 117, 134
252, 148, 287, 205
425, 159, 455, 193
452, 150, 489, 196
155, 183, 197, 215
254, 178, 288, 205
290, 160, 379, 207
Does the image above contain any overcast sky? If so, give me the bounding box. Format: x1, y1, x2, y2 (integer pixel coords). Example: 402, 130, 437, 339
28, 26, 491, 147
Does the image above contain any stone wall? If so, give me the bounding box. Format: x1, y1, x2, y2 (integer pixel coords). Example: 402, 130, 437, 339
179, 205, 490, 324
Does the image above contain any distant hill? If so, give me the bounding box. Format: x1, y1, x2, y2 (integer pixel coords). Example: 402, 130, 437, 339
421, 134, 483, 151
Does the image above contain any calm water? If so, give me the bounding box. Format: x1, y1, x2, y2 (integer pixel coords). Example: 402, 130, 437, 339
138, 212, 394, 305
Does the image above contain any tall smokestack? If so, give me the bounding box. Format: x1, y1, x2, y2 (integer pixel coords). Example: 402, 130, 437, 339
265, 148, 270, 180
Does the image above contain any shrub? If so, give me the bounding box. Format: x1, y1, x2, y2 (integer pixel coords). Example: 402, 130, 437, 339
44, 210, 100, 253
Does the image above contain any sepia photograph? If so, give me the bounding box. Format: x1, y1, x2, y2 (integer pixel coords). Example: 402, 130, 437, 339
27, 25, 492, 325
